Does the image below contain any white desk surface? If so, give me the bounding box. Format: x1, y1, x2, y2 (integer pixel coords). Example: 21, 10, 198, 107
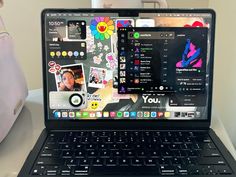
0, 89, 235, 177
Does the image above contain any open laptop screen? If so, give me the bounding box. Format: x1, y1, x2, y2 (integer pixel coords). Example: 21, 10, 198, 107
42, 10, 214, 121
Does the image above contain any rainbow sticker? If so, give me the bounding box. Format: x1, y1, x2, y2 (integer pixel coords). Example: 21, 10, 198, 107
90, 17, 114, 40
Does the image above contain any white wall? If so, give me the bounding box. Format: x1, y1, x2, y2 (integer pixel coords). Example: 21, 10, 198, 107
167, 0, 209, 8
208, 0, 236, 146
0, 0, 91, 89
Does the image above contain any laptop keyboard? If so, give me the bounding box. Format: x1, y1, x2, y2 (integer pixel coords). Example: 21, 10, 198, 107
31, 131, 233, 176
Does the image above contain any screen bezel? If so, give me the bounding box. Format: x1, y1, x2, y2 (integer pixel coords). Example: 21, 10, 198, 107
41, 8, 216, 130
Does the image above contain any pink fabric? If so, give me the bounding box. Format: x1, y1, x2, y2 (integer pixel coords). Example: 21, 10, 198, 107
0, 16, 28, 143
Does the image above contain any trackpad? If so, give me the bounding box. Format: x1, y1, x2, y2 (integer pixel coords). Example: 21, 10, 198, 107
91, 166, 158, 175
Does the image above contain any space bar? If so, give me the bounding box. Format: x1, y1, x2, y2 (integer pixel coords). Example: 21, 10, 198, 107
91, 166, 158, 175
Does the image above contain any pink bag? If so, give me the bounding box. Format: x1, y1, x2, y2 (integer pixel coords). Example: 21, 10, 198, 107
0, 17, 28, 143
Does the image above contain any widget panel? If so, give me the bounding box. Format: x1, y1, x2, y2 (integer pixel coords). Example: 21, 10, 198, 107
47, 42, 87, 60
50, 91, 87, 109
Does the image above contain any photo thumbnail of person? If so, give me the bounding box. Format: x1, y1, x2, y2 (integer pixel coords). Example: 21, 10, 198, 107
55, 63, 87, 92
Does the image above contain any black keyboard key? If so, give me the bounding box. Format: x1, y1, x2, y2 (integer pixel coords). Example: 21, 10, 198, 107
124, 150, 135, 157
92, 158, 104, 166
189, 166, 202, 175
198, 157, 226, 165
193, 143, 202, 150
44, 144, 60, 150
79, 158, 90, 166
131, 159, 143, 166
176, 165, 188, 175
36, 158, 64, 165
184, 157, 197, 165
87, 150, 98, 157
122, 144, 133, 150
112, 150, 122, 157
202, 143, 216, 149
149, 150, 161, 157
160, 165, 175, 175
91, 166, 158, 175
158, 158, 171, 165
31, 166, 45, 175
136, 150, 147, 157
104, 137, 114, 143
169, 144, 181, 150
40, 150, 61, 158
65, 158, 78, 166
98, 144, 108, 149
74, 151, 86, 158
172, 158, 183, 165
202, 165, 217, 175
85, 144, 97, 150
61, 144, 73, 150
75, 144, 84, 149
73, 166, 89, 175
161, 150, 173, 157
119, 158, 130, 166
100, 150, 110, 157
105, 158, 117, 166
62, 151, 73, 158
81, 137, 89, 144
216, 165, 232, 175
201, 149, 221, 157
187, 150, 199, 157
110, 144, 120, 150
45, 166, 60, 176
98, 131, 109, 137
60, 166, 72, 176
145, 159, 157, 166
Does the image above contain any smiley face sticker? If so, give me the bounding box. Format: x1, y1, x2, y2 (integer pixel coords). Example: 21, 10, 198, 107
90, 101, 99, 110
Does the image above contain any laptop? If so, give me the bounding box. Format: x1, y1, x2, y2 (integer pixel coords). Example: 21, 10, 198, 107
18, 9, 236, 177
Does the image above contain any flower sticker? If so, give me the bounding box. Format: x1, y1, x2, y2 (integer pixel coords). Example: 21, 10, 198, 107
90, 17, 114, 40
106, 53, 117, 69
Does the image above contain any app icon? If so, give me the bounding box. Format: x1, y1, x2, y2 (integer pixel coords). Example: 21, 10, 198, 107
151, 112, 157, 118
187, 112, 195, 118
110, 112, 116, 118
174, 112, 181, 118
137, 111, 143, 118
117, 112, 123, 118
103, 112, 109, 118
124, 112, 129, 118
181, 112, 188, 117
62, 112, 68, 118
133, 32, 140, 39
82, 112, 89, 118
96, 112, 103, 118
54, 111, 61, 118
157, 112, 164, 118
89, 112, 96, 118
130, 112, 137, 118
134, 60, 140, 65
69, 112, 75, 118
116, 19, 134, 28
144, 112, 150, 118
196, 111, 201, 118
164, 112, 171, 118
76, 112, 81, 118
136, 19, 155, 27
